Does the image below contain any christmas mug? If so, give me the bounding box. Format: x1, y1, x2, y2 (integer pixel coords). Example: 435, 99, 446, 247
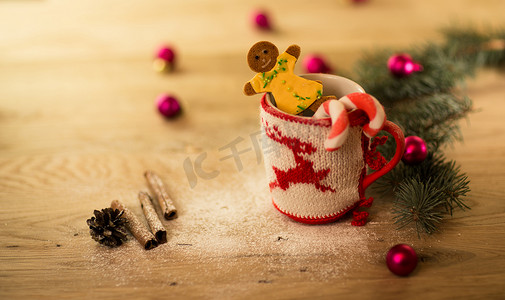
260, 74, 405, 224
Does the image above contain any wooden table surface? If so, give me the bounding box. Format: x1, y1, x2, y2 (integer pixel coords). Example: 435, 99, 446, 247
1, 0, 505, 299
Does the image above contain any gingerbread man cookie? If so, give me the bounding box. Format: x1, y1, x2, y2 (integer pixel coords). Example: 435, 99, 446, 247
244, 41, 326, 116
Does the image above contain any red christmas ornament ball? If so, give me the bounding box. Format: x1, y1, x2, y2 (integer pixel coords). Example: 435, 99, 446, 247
303, 55, 332, 74
252, 10, 272, 30
386, 244, 418, 276
387, 53, 423, 77
156, 94, 181, 118
402, 136, 428, 165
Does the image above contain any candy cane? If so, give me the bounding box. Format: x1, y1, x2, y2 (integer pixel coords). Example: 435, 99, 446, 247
313, 100, 350, 151
339, 92, 386, 138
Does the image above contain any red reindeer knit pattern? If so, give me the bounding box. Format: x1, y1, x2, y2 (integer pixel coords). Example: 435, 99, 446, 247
266, 125, 335, 193
260, 94, 366, 223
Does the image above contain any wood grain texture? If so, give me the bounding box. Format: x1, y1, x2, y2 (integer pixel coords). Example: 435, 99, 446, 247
1, 0, 505, 299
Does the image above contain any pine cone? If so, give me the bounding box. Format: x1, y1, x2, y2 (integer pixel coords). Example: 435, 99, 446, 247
87, 208, 128, 247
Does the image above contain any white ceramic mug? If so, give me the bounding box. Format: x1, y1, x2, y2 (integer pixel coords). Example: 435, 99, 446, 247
260, 74, 405, 224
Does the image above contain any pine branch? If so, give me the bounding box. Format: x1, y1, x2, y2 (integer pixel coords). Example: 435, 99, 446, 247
375, 153, 471, 236
393, 178, 444, 237
375, 153, 444, 195
442, 26, 505, 68
348, 26, 505, 237
428, 160, 471, 214
388, 93, 473, 151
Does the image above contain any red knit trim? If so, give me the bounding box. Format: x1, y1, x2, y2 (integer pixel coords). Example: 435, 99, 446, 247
350, 197, 375, 226
362, 121, 406, 190
261, 93, 368, 128
364, 136, 388, 171
272, 199, 361, 225
352, 122, 405, 226
359, 197, 374, 208
351, 211, 369, 226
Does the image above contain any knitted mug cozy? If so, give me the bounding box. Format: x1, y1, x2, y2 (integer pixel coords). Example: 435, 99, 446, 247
260, 75, 405, 225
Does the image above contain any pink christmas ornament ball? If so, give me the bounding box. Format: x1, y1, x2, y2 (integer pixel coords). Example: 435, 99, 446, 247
303, 55, 332, 74
252, 10, 272, 30
157, 46, 175, 63
153, 45, 176, 72
156, 94, 181, 118
387, 53, 423, 77
386, 244, 418, 276
402, 136, 428, 165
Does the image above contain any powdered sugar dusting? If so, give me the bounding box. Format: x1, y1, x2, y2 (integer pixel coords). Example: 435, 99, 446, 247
68, 166, 407, 292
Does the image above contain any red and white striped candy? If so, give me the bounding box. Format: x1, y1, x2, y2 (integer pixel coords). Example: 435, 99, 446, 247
339, 92, 386, 138
313, 100, 350, 151
314, 92, 386, 151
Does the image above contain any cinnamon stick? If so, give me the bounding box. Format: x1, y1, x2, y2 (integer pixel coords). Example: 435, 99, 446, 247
144, 170, 178, 220
138, 191, 167, 244
110, 200, 158, 250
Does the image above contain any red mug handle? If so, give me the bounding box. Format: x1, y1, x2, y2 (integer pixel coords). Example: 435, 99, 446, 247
362, 121, 405, 190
